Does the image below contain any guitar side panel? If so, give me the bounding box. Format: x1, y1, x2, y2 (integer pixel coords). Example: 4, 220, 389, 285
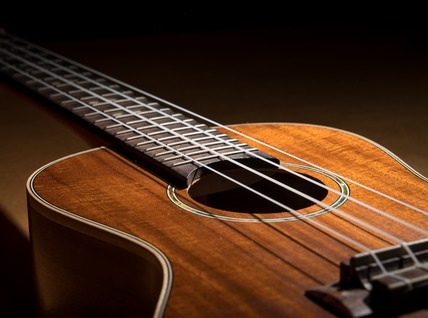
27, 151, 173, 318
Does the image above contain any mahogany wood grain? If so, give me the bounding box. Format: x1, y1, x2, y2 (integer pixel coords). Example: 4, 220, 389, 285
27, 123, 428, 317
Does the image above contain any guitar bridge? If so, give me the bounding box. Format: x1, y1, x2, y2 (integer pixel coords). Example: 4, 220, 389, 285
306, 239, 428, 317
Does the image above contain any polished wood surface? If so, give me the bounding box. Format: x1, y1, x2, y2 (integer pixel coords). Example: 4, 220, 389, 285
1, 14, 428, 316
28, 123, 428, 317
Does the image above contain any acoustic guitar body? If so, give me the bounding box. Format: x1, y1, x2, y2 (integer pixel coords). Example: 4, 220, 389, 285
27, 123, 428, 318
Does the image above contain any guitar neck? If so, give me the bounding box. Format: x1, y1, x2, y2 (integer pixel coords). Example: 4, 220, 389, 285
0, 32, 277, 187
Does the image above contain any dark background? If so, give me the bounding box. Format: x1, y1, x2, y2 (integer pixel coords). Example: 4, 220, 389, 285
1, 3, 428, 317
2, 3, 428, 42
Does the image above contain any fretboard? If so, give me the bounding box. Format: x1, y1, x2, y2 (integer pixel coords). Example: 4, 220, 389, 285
0, 31, 278, 187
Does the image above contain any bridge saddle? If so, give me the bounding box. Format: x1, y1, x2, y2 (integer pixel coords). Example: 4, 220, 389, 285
306, 239, 428, 317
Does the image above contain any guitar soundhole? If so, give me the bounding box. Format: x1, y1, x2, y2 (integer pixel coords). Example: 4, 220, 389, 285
188, 168, 328, 213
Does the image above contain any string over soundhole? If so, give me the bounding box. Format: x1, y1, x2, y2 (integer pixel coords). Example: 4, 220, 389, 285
188, 167, 327, 213
167, 163, 350, 223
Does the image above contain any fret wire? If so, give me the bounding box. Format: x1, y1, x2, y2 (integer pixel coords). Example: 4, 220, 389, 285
146, 140, 188, 151
145, 145, 168, 151
62, 99, 76, 105
159, 143, 206, 155
133, 118, 189, 128
163, 154, 186, 162
202, 140, 235, 147
179, 149, 211, 157
135, 140, 156, 146
104, 97, 130, 104
211, 144, 247, 151
94, 117, 114, 123
118, 125, 157, 134
105, 123, 123, 129
83, 112, 99, 118
147, 130, 170, 137
171, 149, 258, 165
166, 140, 190, 146
164, 146, 253, 162
177, 144, 203, 152
150, 114, 180, 121
137, 108, 170, 114
81, 95, 100, 101
70, 105, 88, 110
170, 126, 200, 132
104, 107, 128, 113
155, 135, 178, 142
192, 135, 227, 142
125, 131, 149, 139
19, 43, 258, 165
124, 135, 146, 142
38, 86, 53, 92
126, 104, 148, 110
172, 159, 194, 166
111, 113, 140, 120
115, 129, 134, 136
3, 36, 428, 272
69, 89, 87, 94
155, 150, 175, 157
4, 42, 262, 167
136, 124, 157, 130
1, 58, 224, 169
90, 99, 128, 107
217, 149, 257, 157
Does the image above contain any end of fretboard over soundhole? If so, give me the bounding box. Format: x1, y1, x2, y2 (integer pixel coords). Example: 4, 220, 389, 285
185, 150, 280, 188
306, 239, 428, 317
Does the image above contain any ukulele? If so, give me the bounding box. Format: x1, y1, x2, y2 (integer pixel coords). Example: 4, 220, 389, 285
1, 30, 428, 318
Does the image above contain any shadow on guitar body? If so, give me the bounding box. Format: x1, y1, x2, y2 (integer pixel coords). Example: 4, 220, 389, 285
28, 205, 165, 318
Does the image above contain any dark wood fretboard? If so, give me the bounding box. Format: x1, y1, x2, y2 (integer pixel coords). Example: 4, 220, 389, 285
0, 31, 278, 187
